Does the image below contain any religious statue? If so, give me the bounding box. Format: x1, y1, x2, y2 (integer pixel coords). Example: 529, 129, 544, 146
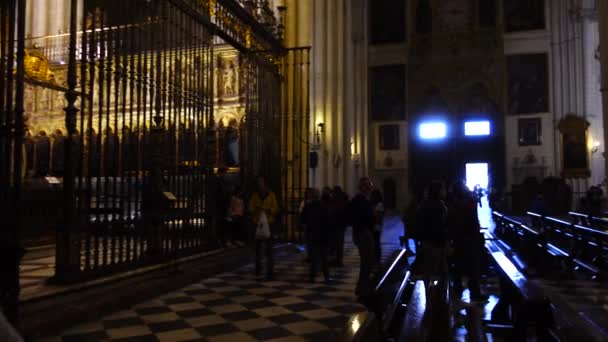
222, 61, 235, 96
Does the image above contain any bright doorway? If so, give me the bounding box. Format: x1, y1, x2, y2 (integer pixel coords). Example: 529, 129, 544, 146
465, 162, 489, 191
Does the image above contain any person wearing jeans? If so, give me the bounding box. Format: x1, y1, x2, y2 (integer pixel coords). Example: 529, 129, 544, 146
249, 176, 279, 279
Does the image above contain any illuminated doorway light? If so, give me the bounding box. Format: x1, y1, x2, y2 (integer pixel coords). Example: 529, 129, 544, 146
464, 120, 490, 136
418, 122, 447, 140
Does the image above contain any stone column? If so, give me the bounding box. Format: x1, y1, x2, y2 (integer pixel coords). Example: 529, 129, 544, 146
600, 0, 608, 179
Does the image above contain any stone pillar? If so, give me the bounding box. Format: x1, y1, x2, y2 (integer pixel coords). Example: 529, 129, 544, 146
600, 0, 608, 179
550, 0, 588, 190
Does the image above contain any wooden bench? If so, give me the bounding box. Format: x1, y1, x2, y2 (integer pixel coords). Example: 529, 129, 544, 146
484, 236, 556, 341
569, 211, 608, 230
527, 212, 608, 278
397, 280, 427, 341
340, 249, 412, 341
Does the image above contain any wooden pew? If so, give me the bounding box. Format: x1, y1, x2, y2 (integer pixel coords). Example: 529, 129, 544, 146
569, 211, 608, 230
397, 281, 427, 341
492, 212, 608, 341
527, 212, 608, 278
340, 249, 412, 341
484, 233, 556, 341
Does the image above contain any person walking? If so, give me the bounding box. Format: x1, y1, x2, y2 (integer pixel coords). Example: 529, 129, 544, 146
415, 181, 449, 288
349, 177, 376, 304
227, 186, 245, 246
370, 189, 385, 262
448, 181, 487, 303
401, 189, 423, 256
213, 167, 230, 246
248, 176, 279, 279
301, 188, 331, 283
331, 186, 349, 267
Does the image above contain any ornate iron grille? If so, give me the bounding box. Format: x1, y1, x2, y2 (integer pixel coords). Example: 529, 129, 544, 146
0, 0, 26, 324
53, 0, 216, 279
279, 47, 310, 243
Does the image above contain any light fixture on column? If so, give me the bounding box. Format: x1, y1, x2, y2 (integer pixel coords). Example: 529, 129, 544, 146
350, 139, 360, 169
312, 122, 324, 151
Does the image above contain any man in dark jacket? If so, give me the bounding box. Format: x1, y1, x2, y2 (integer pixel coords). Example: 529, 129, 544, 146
416, 181, 448, 285
448, 181, 487, 302
301, 189, 331, 283
349, 177, 376, 302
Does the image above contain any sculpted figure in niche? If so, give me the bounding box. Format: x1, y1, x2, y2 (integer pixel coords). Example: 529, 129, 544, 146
222, 60, 236, 96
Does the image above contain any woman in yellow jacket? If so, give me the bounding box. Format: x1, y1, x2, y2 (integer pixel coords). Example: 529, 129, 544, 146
248, 176, 279, 279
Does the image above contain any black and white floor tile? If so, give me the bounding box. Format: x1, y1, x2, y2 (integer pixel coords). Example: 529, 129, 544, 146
39, 222, 402, 342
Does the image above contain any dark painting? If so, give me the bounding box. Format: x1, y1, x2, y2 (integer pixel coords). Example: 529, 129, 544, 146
370, 0, 405, 44
507, 54, 548, 115
416, 0, 432, 34
379, 124, 400, 150
370, 65, 406, 121
518, 118, 541, 146
478, 0, 497, 27
504, 0, 545, 32
562, 132, 587, 170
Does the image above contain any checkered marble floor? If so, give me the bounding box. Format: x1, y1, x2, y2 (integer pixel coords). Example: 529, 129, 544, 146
38, 223, 403, 342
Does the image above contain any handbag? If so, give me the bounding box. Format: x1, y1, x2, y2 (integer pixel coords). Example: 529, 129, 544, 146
255, 211, 271, 240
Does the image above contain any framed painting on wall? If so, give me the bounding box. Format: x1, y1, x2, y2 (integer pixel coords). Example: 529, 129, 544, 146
370, 65, 406, 121
379, 124, 400, 150
504, 0, 545, 32
558, 115, 590, 178
507, 53, 549, 115
518, 118, 541, 146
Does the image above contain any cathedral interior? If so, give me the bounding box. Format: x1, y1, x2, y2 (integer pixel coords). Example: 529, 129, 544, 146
2, 0, 608, 341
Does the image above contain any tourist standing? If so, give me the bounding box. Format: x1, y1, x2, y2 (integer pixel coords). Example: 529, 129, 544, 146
248, 176, 279, 279
301, 188, 331, 283
448, 181, 486, 303
416, 181, 448, 286
349, 177, 376, 303
371, 189, 385, 262
331, 186, 349, 267
227, 186, 245, 246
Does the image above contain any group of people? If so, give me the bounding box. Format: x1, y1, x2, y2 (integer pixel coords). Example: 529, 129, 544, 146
298, 182, 385, 286
217, 171, 487, 306
403, 180, 488, 303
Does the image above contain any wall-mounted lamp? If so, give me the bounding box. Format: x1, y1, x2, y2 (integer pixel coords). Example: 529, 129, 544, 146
592, 141, 601, 154
349, 139, 360, 169
312, 122, 324, 151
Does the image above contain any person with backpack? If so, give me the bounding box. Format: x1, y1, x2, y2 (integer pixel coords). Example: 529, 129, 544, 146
248, 176, 279, 279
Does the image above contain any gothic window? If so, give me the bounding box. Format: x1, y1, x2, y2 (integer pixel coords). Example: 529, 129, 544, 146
504, 0, 545, 32
370, 0, 405, 44
370, 65, 406, 121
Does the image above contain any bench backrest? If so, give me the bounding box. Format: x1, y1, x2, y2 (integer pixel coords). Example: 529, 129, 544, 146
398, 280, 426, 342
